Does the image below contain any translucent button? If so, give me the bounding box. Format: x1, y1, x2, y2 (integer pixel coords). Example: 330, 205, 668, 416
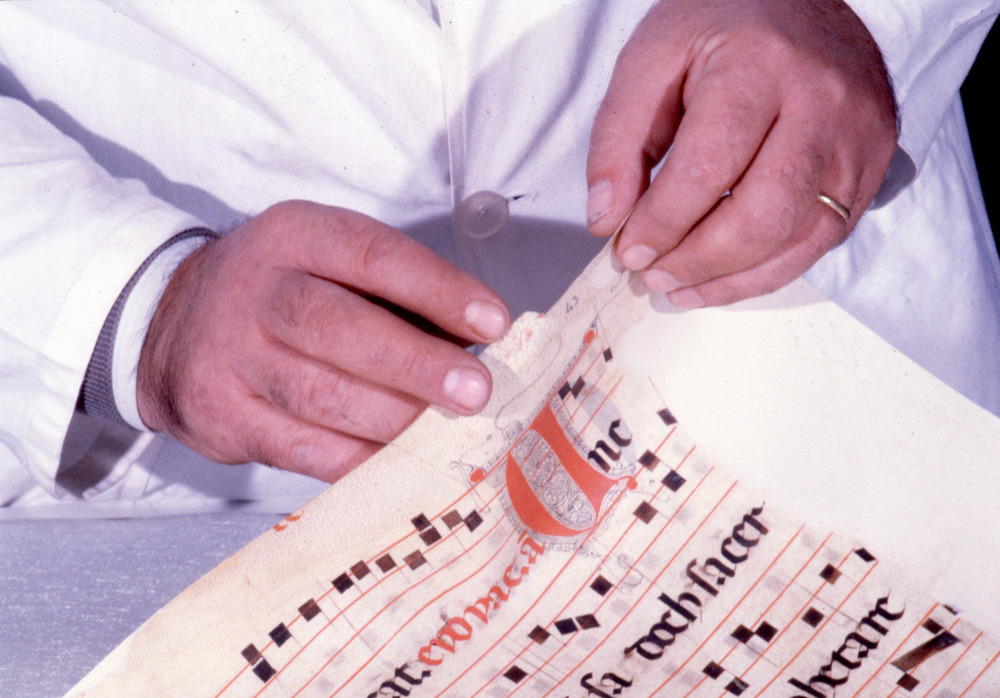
453, 190, 509, 239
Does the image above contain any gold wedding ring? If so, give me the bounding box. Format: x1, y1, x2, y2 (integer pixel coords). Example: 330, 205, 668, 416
816, 193, 851, 223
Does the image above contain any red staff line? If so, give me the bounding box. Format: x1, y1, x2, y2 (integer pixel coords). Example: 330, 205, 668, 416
267, 527, 486, 697
653, 525, 805, 694
849, 602, 939, 697
498, 444, 697, 696
244, 485, 509, 698
483, 441, 695, 695
433, 337, 612, 539
329, 523, 522, 697
502, 492, 668, 696
917, 629, 983, 698
653, 426, 678, 458
432, 487, 632, 697
482, 341, 611, 485
217, 334, 612, 695
751, 556, 880, 695
431, 463, 675, 698
956, 646, 1000, 698
538, 475, 737, 698
487, 334, 608, 476
385, 335, 611, 562
884, 616, 961, 698
218, 557, 399, 698
710, 545, 853, 697
680, 531, 834, 698
430, 357, 625, 690
574, 374, 625, 438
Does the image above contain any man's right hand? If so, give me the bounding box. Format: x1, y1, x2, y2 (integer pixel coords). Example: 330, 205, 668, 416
137, 200, 510, 483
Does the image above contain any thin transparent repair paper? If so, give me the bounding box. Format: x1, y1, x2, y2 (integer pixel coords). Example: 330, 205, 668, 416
69, 246, 1000, 697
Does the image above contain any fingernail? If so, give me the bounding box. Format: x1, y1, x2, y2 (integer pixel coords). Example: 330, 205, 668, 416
586, 180, 614, 226
619, 244, 658, 270
641, 269, 682, 294
443, 367, 491, 412
464, 300, 509, 342
668, 287, 705, 310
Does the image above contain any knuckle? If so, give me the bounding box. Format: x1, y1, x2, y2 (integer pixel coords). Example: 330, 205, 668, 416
736, 203, 787, 253
265, 276, 345, 347
394, 343, 434, 386
266, 275, 310, 329
367, 398, 423, 442
667, 250, 715, 285
682, 156, 733, 195
342, 222, 401, 284
243, 425, 307, 469
312, 371, 375, 430
638, 199, 687, 242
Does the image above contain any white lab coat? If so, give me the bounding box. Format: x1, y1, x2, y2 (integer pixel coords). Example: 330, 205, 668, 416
1, 0, 998, 515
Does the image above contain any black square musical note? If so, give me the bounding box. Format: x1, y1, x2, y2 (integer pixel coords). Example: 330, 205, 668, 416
252, 659, 276, 682
332, 572, 354, 594
464, 510, 484, 532
923, 618, 944, 634
801, 607, 825, 628
298, 599, 321, 621
375, 554, 397, 573
559, 377, 586, 400
411, 513, 432, 530
269, 623, 292, 647
725, 677, 749, 695
590, 575, 613, 596
657, 407, 677, 426
703, 662, 724, 679
634, 501, 657, 523
419, 526, 442, 546
351, 560, 371, 580
819, 564, 841, 584
504, 666, 529, 684
755, 621, 777, 643
404, 550, 427, 570
731, 625, 754, 644
897, 673, 920, 691
241, 644, 262, 665
639, 450, 660, 470
662, 469, 686, 492
554, 618, 578, 635
855, 547, 875, 562
528, 625, 551, 644
576, 614, 600, 630
443, 510, 464, 529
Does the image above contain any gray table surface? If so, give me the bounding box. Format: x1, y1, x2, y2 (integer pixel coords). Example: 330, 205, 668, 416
0, 512, 280, 697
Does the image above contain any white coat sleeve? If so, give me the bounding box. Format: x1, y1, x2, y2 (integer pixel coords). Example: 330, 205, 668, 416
843, 0, 1000, 202
0, 92, 204, 495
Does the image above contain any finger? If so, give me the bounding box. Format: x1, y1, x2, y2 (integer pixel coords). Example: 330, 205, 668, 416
269, 202, 510, 345
261, 272, 494, 415
615, 58, 782, 270
663, 202, 845, 308
639, 113, 838, 295
167, 380, 383, 483
236, 402, 382, 483
248, 342, 425, 444
586, 28, 686, 238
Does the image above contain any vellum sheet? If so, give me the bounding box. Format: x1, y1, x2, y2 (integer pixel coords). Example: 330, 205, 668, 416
69, 247, 1000, 697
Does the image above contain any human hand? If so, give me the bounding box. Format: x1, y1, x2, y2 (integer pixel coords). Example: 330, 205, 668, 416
587, 0, 897, 308
137, 200, 510, 482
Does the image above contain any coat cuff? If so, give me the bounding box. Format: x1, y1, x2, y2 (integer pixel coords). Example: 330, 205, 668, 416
77, 228, 218, 430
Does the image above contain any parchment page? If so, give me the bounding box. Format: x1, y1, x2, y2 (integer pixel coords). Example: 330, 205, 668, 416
69, 247, 1000, 697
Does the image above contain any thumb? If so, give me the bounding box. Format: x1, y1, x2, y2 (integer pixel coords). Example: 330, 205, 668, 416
586, 31, 684, 239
